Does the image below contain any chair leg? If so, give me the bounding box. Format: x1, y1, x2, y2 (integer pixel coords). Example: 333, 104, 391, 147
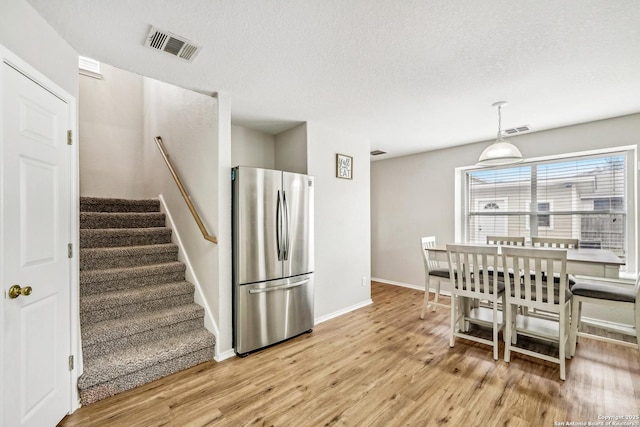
504, 301, 512, 363
559, 306, 567, 381
635, 302, 640, 351
432, 279, 440, 312
492, 303, 499, 361
462, 297, 471, 332
570, 299, 581, 357
420, 276, 431, 319
571, 299, 582, 357
511, 304, 518, 345
450, 294, 457, 348
565, 303, 572, 359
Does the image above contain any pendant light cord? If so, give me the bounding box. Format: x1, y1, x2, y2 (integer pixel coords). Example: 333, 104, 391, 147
496, 104, 504, 141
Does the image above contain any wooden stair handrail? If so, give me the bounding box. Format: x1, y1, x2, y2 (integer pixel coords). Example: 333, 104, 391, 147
153, 136, 218, 244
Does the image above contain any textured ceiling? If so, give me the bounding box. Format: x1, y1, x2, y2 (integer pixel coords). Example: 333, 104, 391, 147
26, 0, 640, 160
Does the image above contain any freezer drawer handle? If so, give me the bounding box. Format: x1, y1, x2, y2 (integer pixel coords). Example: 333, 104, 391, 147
248, 279, 310, 294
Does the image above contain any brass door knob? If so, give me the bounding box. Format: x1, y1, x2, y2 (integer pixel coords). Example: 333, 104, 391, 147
8, 285, 32, 299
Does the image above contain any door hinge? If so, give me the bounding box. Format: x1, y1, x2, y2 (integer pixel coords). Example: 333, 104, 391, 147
68, 243, 73, 258
67, 130, 72, 145
68, 355, 74, 371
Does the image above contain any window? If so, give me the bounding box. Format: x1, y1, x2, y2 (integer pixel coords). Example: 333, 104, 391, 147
594, 197, 624, 211
456, 146, 637, 273
537, 202, 551, 228
526, 201, 553, 229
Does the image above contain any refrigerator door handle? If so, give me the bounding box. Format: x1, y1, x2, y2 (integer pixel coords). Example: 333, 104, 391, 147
248, 278, 311, 294
276, 190, 283, 261
283, 191, 290, 260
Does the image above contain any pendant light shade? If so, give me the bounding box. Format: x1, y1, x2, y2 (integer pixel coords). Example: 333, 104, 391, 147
477, 101, 523, 166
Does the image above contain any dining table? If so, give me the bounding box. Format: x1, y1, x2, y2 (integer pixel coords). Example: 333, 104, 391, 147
428, 243, 625, 279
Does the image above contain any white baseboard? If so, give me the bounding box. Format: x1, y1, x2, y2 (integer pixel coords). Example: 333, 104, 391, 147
315, 299, 373, 325
372, 277, 452, 297
372, 277, 424, 291
214, 349, 236, 362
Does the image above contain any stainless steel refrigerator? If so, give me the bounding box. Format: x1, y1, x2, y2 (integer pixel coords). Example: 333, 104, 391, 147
232, 166, 314, 355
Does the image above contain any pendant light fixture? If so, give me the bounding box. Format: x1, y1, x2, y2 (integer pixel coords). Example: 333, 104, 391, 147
477, 101, 524, 166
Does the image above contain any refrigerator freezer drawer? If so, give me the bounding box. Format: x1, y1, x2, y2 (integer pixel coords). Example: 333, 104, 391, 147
235, 274, 314, 355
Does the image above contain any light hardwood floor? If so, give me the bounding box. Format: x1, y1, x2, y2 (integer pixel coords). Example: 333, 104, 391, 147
58, 282, 640, 427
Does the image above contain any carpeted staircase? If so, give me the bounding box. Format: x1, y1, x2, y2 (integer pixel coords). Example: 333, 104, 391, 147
77, 197, 216, 405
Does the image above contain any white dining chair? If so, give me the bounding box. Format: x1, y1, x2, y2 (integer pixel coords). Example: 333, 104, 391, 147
570, 273, 639, 354
483, 235, 525, 279
419, 236, 450, 318
501, 246, 572, 380
447, 244, 505, 360
531, 237, 578, 288
486, 236, 525, 246
531, 237, 579, 249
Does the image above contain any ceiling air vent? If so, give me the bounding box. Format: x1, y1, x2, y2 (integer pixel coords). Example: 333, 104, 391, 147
370, 150, 387, 156
144, 26, 201, 62
503, 125, 531, 135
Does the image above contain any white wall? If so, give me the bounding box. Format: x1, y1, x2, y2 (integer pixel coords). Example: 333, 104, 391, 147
79, 64, 145, 197
275, 123, 307, 174
231, 124, 275, 169
231, 122, 308, 174
0, 0, 78, 97
371, 113, 640, 323
307, 122, 372, 320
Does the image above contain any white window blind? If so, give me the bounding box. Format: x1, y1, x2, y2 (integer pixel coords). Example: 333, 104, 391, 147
465, 152, 627, 262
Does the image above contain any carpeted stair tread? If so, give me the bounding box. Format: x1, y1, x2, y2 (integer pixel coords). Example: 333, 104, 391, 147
80, 261, 185, 285
80, 212, 166, 229
80, 197, 160, 213
81, 318, 206, 360
81, 293, 195, 325
81, 302, 204, 347
80, 280, 194, 313
79, 349, 214, 406
80, 281, 195, 324
78, 328, 215, 389
80, 243, 179, 270
80, 227, 173, 248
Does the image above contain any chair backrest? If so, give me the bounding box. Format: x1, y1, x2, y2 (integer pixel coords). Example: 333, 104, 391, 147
501, 246, 569, 311
420, 236, 440, 272
486, 236, 525, 246
446, 244, 501, 297
531, 237, 579, 249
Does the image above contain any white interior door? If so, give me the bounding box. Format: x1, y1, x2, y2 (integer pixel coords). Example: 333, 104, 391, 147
2, 61, 72, 427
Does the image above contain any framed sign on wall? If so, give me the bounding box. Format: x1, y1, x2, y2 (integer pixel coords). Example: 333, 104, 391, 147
336, 153, 353, 180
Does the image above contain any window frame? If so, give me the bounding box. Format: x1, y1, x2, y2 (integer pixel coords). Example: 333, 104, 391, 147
454, 145, 638, 275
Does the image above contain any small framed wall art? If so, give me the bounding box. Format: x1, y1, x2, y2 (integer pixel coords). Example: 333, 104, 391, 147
336, 153, 353, 180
